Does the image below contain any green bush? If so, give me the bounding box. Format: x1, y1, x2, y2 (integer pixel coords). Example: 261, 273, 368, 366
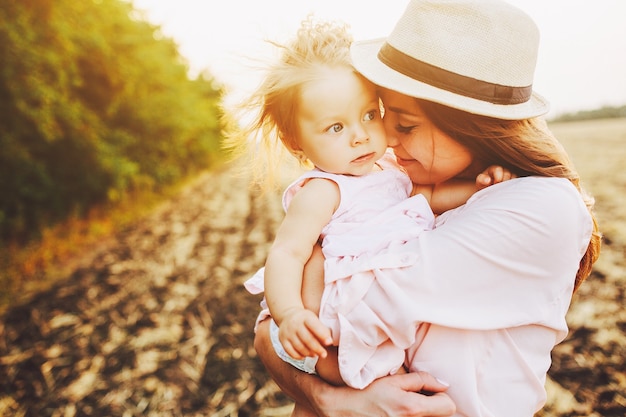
0, 0, 225, 242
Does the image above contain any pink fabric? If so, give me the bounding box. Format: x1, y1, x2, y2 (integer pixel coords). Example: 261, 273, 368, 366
247, 152, 435, 387
246, 168, 594, 415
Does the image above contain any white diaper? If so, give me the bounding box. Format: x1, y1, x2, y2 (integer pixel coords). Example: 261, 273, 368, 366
269, 319, 319, 374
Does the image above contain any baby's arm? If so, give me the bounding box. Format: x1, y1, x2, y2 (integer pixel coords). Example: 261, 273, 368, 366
415, 165, 516, 214
264, 178, 338, 360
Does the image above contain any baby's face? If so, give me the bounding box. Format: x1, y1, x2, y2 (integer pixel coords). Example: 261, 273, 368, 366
293, 66, 387, 176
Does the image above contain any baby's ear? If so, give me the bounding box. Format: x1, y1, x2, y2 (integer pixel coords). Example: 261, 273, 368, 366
290, 148, 308, 163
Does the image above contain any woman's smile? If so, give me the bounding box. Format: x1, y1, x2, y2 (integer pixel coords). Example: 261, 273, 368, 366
393, 153, 412, 164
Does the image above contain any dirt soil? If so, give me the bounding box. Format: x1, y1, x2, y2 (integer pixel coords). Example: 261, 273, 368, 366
1, 119, 625, 416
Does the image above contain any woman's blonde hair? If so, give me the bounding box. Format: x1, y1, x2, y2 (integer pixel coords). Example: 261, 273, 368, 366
418, 99, 601, 292
224, 17, 354, 191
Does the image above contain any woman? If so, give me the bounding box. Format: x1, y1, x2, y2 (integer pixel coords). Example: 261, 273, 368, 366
253, 0, 602, 416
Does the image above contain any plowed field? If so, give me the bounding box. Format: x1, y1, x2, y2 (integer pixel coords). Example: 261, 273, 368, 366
1, 119, 625, 416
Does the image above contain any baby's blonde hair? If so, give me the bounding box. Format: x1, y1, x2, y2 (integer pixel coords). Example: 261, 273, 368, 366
224, 16, 354, 191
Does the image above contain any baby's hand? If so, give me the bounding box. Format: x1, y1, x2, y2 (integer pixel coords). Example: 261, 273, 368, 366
278, 308, 333, 360
476, 165, 517, 189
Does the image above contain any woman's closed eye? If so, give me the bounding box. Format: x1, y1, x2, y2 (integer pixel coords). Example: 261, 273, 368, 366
395, 124, 417, 134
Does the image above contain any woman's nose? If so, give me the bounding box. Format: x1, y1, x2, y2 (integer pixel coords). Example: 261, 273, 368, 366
384, 128, 400, 147
383, 118, 399, 146
385, 134, 400, 147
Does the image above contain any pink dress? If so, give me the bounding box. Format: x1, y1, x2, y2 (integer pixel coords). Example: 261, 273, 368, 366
246, 152, 435, 388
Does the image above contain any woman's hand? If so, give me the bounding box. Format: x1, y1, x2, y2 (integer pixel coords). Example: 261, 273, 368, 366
255, 319, 456, 417
309, 371, 456, 417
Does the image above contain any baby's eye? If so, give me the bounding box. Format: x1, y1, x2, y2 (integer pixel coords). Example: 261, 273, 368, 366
327, 123, 343, 133
363, 110, 378, 122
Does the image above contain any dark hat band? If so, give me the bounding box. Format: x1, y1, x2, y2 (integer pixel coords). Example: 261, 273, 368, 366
377, 43, 532, 105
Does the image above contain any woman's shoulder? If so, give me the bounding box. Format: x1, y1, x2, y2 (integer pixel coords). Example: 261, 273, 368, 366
438, 176, 592, 260
441, 176, 589, 229
461, 176, 591, 236
470, 176, 580, 207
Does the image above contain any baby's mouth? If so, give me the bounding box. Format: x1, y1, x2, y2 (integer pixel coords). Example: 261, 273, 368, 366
352, 152, 375, 163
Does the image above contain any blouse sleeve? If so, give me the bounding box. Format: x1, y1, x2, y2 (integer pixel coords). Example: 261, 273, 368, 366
389, 177, 593, 333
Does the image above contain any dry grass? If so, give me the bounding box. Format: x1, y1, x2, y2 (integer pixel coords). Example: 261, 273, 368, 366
538, 118, 626, 416
551, 118, 626, 244
0, 172, 213, 315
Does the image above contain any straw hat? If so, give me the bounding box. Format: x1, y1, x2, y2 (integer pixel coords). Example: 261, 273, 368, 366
350, 0, 550, 119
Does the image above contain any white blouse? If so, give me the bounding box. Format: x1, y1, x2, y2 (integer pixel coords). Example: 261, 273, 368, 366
396, 176, 593, 416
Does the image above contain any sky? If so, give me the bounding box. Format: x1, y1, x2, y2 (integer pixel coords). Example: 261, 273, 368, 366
131, 0, 626, 117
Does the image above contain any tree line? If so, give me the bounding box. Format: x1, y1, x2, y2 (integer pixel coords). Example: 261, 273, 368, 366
550, 104, 626, 123
0, 0, 225, 244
